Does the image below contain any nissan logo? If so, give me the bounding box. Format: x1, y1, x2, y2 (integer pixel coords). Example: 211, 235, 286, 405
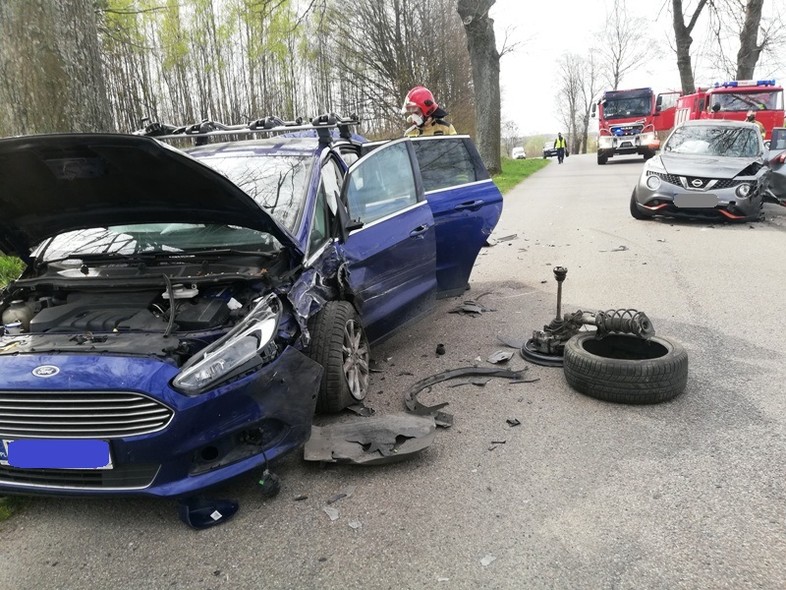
32, 365, 60, 378
691, 179, 704, 188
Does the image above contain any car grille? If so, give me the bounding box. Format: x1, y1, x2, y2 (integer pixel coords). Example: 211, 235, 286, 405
0, 391, 174, 438
0, 463, 159, 489
648, 171, 682, 186
710, 179, 741, 190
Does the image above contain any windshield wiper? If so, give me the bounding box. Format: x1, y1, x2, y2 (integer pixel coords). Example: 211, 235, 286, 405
38, 250, 183, 268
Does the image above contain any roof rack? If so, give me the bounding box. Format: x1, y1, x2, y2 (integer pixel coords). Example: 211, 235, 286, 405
133, 113, 361, 145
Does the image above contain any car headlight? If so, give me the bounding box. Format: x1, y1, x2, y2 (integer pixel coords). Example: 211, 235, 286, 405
735, 183, 752, 198
645, 174, 662, 190
173, 294, 281, 395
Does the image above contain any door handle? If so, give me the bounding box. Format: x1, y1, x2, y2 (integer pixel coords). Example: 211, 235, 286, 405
409, 224, 429, 237
454, 199, 484, 211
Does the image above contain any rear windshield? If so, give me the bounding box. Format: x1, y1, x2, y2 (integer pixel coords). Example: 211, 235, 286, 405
194, 154, 312, 232
665, 125, 762, 157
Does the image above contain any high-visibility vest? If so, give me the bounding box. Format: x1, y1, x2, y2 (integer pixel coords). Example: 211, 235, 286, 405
555, 137, 567, 149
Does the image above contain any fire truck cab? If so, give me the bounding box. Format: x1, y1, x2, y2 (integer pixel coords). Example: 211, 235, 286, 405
593, 88, 679, 165
674, 79, 785, 139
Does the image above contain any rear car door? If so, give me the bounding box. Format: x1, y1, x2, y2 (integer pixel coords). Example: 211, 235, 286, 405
410, 136, 503, 298
339, 139, 437, 344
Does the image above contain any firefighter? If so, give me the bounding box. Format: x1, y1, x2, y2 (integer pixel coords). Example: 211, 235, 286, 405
401, 86, 457, 137
554, 132, 568, 164
746, 110, 766, 139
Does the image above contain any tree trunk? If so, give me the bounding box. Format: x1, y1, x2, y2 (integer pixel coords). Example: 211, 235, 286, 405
0, 0, 112, 134
671, 0, 711, 94
736, 0, 765, 79
457, 0, 500, 174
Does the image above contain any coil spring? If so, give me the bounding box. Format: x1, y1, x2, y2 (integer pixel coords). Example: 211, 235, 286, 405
594, 309, 654, 339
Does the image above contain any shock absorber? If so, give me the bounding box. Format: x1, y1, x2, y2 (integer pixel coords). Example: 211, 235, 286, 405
591, 309, 655, 339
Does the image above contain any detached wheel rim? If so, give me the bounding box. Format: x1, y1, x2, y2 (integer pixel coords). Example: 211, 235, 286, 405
342, 319, 369, 400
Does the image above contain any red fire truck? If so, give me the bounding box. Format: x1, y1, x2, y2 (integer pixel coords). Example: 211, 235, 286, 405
592, 88, 680, 165
674, 79, 785, 139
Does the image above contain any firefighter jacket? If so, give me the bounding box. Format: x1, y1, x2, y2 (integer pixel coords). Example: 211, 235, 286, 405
405, 117, 457, 137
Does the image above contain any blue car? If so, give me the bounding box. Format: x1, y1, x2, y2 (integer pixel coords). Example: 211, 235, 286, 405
0, 118, 502, 498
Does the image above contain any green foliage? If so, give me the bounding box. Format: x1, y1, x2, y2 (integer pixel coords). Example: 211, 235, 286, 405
0, 256, 25, 287
0, 496, 24, 523
493, 158, 550, 194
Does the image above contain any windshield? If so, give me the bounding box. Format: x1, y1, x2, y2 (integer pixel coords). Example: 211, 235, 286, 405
194, 154, 312, 232
711, 90, 783, 112
35, 224, 281, 263
664, 125, 761, 157
602, 96, 652, 119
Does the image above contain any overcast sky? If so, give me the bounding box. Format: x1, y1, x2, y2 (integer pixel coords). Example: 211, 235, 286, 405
489, 0, 784, 137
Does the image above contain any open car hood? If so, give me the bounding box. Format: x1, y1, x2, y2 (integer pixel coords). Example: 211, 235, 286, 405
660, 153, 761, 179
0, 134, 301, 261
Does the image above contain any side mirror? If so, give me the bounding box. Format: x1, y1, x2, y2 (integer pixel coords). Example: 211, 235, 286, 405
655, 95, 663, 113
591, 103, 597, 118
712, 103, 721, 113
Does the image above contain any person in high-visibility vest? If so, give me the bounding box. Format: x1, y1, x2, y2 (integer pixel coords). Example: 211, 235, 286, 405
554, 133, 568, 163
746, 110, 766, 139
401, 86, 457, 137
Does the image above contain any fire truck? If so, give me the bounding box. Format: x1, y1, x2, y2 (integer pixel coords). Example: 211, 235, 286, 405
592, 87, 680, 165
673, 79, 785, 140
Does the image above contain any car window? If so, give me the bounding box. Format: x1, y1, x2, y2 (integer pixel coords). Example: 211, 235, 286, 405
346, 142, 417, 224
194, 154, 312, 233
713, 90, 782, 112
411, 138, 477, 192
665, 126, 761, 157
771, 129, 786, 151
309, 159, 342, 254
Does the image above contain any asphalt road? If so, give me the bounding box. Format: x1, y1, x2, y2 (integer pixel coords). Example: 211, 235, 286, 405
3, 153, 786, 590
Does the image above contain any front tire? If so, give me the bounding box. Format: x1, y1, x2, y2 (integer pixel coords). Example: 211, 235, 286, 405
597, 154, 608, 165
563, 333, 688, 404
307, 301, 370, 413
630, 192, 647, 220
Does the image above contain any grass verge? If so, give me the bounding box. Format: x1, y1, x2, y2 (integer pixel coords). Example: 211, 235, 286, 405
0, 496, 25, 523
0, 256, 25, 288
493, 157, 550, 194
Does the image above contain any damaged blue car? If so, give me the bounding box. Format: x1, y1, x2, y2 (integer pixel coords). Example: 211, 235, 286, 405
0, 117, 502, 498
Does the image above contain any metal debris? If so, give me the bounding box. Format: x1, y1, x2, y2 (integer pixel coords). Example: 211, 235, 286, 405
506, 418, 521, 427
449, 300, 496, 315
346, 403, 375, 417
496, 234, 518, 242
293, 494, 308, 501
487, 350, 514, 364
326, 486, 355, 504
304, 414, 436, 465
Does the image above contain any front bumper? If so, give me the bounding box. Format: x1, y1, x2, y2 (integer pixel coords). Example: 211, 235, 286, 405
632, 172, 762, 220
0, 346, 321, 497
598, 132, 658, 157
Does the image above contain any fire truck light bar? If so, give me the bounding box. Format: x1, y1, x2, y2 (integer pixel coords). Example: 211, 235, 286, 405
713, 79, 777, 88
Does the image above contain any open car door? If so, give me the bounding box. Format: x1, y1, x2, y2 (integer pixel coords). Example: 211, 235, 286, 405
765, 127, 786, 205
409, 136, 503, 298
338, 139, 437, 344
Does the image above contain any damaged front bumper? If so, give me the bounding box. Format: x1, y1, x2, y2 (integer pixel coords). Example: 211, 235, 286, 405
0, 346, 321, 497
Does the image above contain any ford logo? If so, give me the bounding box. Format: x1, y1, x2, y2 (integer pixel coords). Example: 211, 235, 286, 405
691, 178, 704, 188
32, 365, 60, 378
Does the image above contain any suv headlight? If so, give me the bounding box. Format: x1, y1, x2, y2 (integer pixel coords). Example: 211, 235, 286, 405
645, 174, 662, 190
173, 294, 281, 395
735, 183, 752, 198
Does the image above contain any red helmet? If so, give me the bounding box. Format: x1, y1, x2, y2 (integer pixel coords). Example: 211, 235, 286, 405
401, 86, 438, 118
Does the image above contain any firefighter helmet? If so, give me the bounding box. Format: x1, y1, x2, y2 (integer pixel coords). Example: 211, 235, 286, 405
746, 110, 756, 121
401, 86, 439, 118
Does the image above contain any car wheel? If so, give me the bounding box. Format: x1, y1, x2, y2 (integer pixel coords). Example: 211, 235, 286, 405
630, 192, 648, 220
597, 154, 607, 165
307, 301, 370, 413
563, 333, 688, 404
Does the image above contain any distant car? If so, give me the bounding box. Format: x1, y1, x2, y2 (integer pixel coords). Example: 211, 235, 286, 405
630, 120, 768, 222
543, 142, 558, 158
0, 121, 503, 499
511, 147, 526, 159
765, 127, 786, 202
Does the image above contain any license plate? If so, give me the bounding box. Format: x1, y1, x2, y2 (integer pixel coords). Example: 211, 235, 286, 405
1, 439, 112, 470
674, 193, 718, 208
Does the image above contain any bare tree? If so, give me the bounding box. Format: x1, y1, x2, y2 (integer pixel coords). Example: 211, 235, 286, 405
598, 0, 654, 90
501, 120, 520, 156
671, 0, 712, 94
556, 54, 582, 154
457, 0, 501, 174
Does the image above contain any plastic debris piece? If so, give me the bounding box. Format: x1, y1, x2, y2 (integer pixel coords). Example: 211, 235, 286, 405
487, 350, 514, 364
506, 418, 521, 427
436, 343, 446, 355
305, 414, 436, 465
348, 520, 362, 530
496, 234, 518, 242
347, 403, 375, 417
323, 506, 339, 521
438, 578, 450, 583
471, 378, 491, 387
178, 496, 239, 530
480, 555, 497, 567
326, 493, 346, 505
293, 494, 308, 501
509, 378, 540, 384
449, 300, 496, 315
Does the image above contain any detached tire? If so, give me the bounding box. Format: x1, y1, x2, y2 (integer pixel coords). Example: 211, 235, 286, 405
563, 333, 688, 404
307, 301, 370, 414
